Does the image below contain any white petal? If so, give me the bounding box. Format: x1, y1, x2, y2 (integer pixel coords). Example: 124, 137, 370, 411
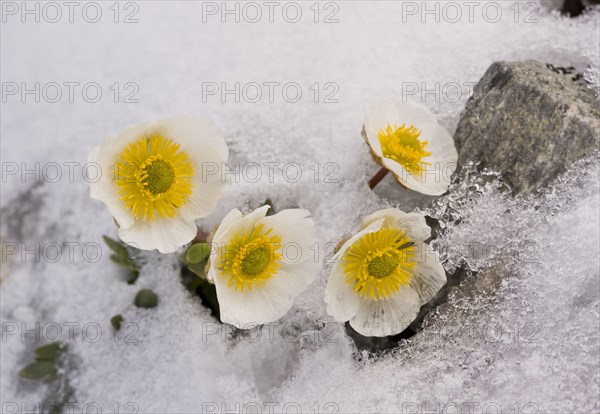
394, 98, 437, 126
258, 209, 318, 272
95, 121, 159, 170
158, 116, 229, 162
216, 205, 270, 244
215, 270, 299, 326
422, 122, 457, 158
420, 121, 458, 177
382, 156, 450, 196
363, 97, 437, 157
349, 287, 421, 337
409, 243, 447, 304
206, 265, 217, 284
363, 97, 397, 157
206, 208, 243, 282
88, 144, 135, 229
89, 121, 166, 230
211, 209, 243, 245
362, 208, 431, 242
249, 210, 319, 314
204, 206, 271, 282
118, 216, 197, 254
178, 144, 229, 222
332, 218, 385, 261
156, 116, 230, 222
324, 260, 361, 323
324, 219, 385, 324
383, 121, 457, 196
87, 145, 101, 164
257, 209, 313, 242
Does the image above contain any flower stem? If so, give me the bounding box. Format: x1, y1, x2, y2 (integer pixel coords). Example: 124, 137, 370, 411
193, 229, 210, 243
368, 167, 390, 189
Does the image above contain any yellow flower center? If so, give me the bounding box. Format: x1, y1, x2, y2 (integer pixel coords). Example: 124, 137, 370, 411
239, 245, 271, 276
140, 157, 175, 195
378, 123, 432, 175
342, 227, 416, 301
366, 254, 400, 279
114, 134, 194, 221
218, 224, 282, 292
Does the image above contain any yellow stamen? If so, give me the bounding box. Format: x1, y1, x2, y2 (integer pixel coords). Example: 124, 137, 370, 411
378, 123, 432, 175
113, 134, 194, 221
342, 227, 416, 301
217, 224, 282, 292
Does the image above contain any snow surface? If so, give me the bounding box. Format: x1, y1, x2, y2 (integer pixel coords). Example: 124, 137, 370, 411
1, 1, 599, 413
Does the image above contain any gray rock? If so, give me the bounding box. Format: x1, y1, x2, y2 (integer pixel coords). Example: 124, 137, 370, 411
453, 60, 599, 195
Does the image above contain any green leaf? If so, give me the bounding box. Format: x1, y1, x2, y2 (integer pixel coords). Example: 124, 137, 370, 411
103, 236, 139, 268
19, 342, 65, 383
103, 235, 126, 255
186, 243, 211, 264
34, 342, 61, 361
126, 271, 139, 285
19, 361, 57, 381
187, 260, 207, 278
43, 369, 59, 383
111, 315, 124, 330
134, 289, 159, 309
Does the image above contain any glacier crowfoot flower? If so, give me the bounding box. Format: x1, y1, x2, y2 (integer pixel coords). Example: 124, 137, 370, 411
325, 208, 446, 337
89, 116, 229, 253
207, 205, 319, 326
363, 97, 458, 195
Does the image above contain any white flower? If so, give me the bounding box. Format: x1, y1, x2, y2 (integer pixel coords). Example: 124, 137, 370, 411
208, 205, 318, 326
89, 116, 229, 253
363, 97, 458, 195
324, 208, 446, 337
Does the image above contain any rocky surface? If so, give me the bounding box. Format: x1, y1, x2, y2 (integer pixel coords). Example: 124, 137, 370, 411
453, 60, 599, 195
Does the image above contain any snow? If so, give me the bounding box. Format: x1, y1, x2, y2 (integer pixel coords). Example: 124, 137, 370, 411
1, 1, 599, 413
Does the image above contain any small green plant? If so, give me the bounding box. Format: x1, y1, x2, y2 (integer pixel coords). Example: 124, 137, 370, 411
103, 235, 140, 284
19, 342, 64, 383
111, 314, 124, 330
134, 289, 159, 309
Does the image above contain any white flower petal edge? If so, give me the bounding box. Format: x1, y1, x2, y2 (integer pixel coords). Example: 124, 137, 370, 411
260, 209, 319, 280
362, 208, 444, 304
89, 116, 229, 253
363, 97, 458, 196
206, 208, 244, 283
118, 216, 197, 254
409, 250, 446, 305
207, 206, 269, 283
350, 287, 421, 337
210, 206, 319, 326
363, 97, 437, 158
88, 144, 134, 229
324, 208, 447, 337
383, 158, 452, 196
217, 268, 316, 326
325, 218, 385, 322
362, 208, 431, 242
90, 120, 165, 229
381, 121, 458, 196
